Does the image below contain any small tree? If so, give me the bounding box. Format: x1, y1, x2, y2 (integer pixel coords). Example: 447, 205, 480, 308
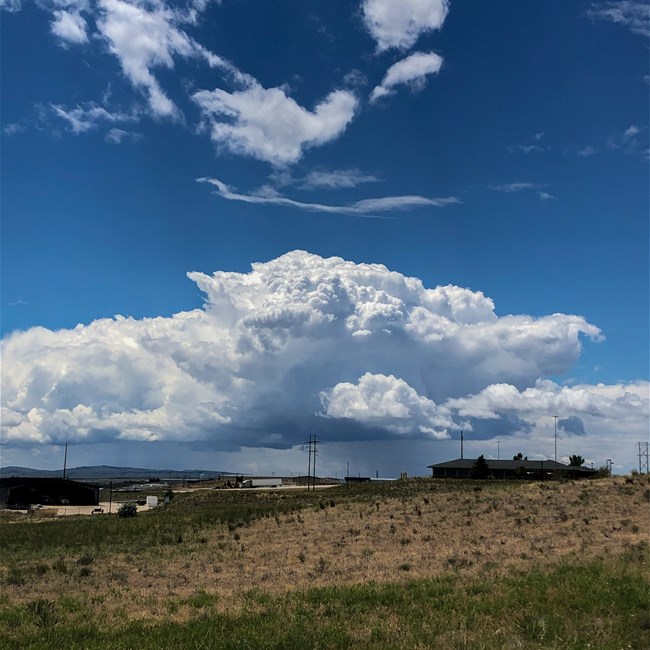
513, 452, 528, 461
117, 502, 138, 518
569, 455, 585, 467
470, 455, 490, 479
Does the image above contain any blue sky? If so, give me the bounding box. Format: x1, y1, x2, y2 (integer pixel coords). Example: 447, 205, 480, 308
1, 0, 648, 475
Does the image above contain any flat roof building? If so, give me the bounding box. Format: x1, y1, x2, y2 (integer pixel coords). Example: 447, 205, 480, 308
0, 477, 99, 508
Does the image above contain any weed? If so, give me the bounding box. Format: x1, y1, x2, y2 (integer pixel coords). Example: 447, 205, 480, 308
26, 598, 58, 628
76, 554, 94, 566
5, 566, 25, 586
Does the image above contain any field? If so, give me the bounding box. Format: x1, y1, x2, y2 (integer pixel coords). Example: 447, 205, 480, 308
1, 477, 648, 649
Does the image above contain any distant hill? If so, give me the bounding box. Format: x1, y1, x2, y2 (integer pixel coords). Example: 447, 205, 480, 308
0, 465, 234, 480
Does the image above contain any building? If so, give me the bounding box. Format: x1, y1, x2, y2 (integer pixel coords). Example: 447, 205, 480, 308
0, 477, 100, 508
427, 458, 597, 480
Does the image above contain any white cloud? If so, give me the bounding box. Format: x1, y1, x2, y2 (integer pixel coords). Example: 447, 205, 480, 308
50, 9, 88, 44
299, 169, 380, 190
322, 372, 454, 437
537, 191, 554, 201
197, 177, 460, 215
587, 2, 650, 38
96, 0, 196, 118
50, 102, 137, 134
2, 251, 613, 453
362, 0, 449, 51
193, 85, 358, 166
370, 51, 443, 103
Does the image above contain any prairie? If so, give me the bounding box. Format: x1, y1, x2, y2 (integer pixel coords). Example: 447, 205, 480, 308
0, 476, 648, 649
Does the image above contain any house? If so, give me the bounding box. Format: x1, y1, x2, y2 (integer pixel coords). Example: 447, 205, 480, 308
427, 458, 597, 480
0, 477, 100, 508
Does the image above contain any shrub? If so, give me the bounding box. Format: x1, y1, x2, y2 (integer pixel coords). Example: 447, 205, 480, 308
117, 502, 138, 518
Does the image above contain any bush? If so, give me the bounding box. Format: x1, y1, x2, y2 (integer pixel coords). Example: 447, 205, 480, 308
117, 503, 138, 518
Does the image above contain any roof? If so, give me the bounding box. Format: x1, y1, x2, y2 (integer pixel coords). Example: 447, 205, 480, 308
427, 458, 596, 472
0, 477, 99, 489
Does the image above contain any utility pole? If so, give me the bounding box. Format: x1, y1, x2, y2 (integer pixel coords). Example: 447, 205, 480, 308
311, 436, 319, 491
460, 430, 464, 460
63, 441, 68, 479
638, 442, 649, 474
606, 459, 613, 476
497, 440, 501, 461
553, 416, 559, 462
306, 434, 312, 490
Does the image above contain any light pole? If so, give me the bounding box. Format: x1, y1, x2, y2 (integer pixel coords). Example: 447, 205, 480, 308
553, 415, 558, 461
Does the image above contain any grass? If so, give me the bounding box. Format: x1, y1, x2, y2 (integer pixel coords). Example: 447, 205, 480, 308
1, 476, 648, 648
0, 558, 646, 649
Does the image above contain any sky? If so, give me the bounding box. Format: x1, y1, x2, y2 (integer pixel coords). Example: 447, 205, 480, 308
1, 0, 648, 477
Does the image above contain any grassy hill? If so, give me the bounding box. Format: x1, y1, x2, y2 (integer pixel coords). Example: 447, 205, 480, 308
1, 477, 648, 649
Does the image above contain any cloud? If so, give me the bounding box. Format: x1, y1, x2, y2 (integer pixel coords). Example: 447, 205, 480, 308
299, 169, 380, 190
49, 102, 137, 134
105, 127, 141, 144
0, 0, 23, 12
490, 182, 545, 193
362, 0, 449, 51
50, 9, 88, 44
537, 191, 554, 201
444, 380, 648, 446
509, 144, 544, 154
96, 0, 246, 120
576, 145, 598, 157
193, 85, 358, 166
606, 124, 648, 156
586, 1, 650, 38
370, 51, 443, 103
2, 250, 614, 452
321, 372, 454, 437
197, 177, 460, 215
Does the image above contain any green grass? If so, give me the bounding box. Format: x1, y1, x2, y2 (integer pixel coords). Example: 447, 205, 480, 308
0, 559, 646, 649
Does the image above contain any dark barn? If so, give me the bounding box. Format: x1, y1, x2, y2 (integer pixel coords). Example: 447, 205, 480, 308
0, 477, 99, 508
427, 458, 597, 480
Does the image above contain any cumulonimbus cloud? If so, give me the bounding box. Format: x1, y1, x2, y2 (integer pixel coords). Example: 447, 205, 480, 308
3, 250, 636, 454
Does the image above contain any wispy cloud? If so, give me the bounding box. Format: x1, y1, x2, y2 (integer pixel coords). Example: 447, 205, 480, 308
105, 127, 142, 144
489, 183, 552, 201
490, 182, 545, 193
586, 1, 650, 38
50, 102, 138, 134
197, 177, 460, 216
370, 51, 443, 103
575, 145, 598, 157
298, 169, 380, 190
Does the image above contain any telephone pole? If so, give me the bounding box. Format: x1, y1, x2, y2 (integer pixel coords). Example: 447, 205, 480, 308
553, 416, 559, 462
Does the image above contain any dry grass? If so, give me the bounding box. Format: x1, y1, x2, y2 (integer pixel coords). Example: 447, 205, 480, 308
2, 476, 648, 627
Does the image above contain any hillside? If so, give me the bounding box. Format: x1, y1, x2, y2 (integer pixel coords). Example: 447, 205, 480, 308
1, 476, 648, 649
